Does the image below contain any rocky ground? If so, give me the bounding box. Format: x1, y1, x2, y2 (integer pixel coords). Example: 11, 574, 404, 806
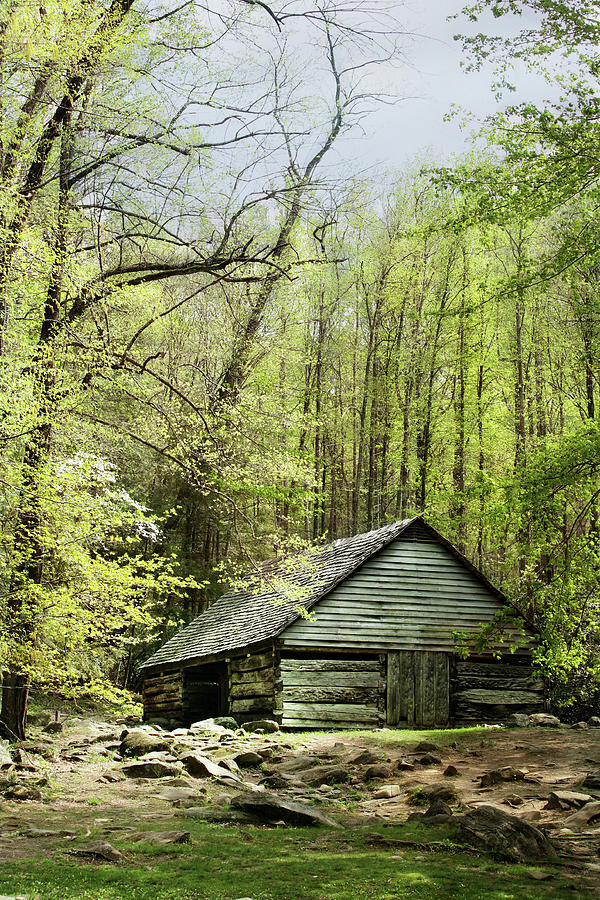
1, 711, 600, 896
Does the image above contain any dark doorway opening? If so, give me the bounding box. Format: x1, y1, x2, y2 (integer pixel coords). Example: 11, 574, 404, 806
183, 663, 227, 726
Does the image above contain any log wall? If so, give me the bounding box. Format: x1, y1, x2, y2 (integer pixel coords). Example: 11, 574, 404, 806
278, 656, 386, 729
451, 657, 545, 723
228, 647, 277, 723
142, 670, 185, 723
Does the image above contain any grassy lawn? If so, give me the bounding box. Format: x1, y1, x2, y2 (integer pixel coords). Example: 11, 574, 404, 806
0, 820, 591, 900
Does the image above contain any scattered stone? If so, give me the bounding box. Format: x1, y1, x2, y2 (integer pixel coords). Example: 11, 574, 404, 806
212, 717, 239, 730
457, 805, 553, 862
414, 741, 439, 753
72, 841, 123, 862
42, 722, 63, 735
297, 765, 348, 786
372, 784, 401, 799
508, 713, 531, 727
443, 765, 460, 777
479, 767, 525, 787
564, 801, 600, 830
418, 754, 441, 767
233, 752, 263, 768
363, 764, 390, 781
261, 774, 291, 790
349, 750, 381, 766
122, 760, 181, 779
545, 791, 593, 811
0, 744, 13, 769
582, 774, 600, 790
277, 755, 319, 774
588, 717, 600, 727
423, 799, 453, 822
4, 785, 43, 802
244, 720, 280, 734
528, 713, 560, 728
231, 792, 340, 827
571, 722, 588, 730
397, 759, 415, 772
155, 787, 200, 802
177, 807, 256, 824
179, 753, 239, 783
127, 830, 190, 845
189, 719, 232, 735
504, 794, 525, 808
119, 730, 170, 758
525, 870, 553, 882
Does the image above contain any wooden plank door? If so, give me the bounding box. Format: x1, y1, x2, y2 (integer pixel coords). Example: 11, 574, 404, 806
387, 650, 449, 727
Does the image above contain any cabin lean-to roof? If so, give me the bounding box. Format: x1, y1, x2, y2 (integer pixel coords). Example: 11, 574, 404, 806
140, 516, 507, 671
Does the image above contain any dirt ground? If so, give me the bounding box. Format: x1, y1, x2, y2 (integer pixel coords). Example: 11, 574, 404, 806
1, 719, 599, 895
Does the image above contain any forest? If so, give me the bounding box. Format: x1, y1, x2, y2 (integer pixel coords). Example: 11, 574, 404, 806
1, 0, 600, 741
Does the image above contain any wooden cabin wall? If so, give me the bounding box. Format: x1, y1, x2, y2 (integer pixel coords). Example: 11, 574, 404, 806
451, 657, 545, 723
142, 670, 185, 723
276, 655, 386, 728
228, 647, 277, 723
281, 530, 506, 653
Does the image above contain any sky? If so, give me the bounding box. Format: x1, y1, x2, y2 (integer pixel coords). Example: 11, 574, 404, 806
341, 0, 552, 171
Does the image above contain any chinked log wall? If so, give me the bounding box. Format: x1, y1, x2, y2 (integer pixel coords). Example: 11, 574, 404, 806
278, 656, 387, 729
142, 670, 184, 722
451, 658, 545, 722
228, 648, 277, 723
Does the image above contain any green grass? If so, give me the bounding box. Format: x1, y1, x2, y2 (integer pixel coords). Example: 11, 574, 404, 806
283, 726, 494, 750
0, 820, 590, 900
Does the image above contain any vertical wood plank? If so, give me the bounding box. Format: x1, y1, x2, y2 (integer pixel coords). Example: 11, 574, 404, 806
434, 653, 450, 726
386, 651, 401, 725
423, 651, 437, 727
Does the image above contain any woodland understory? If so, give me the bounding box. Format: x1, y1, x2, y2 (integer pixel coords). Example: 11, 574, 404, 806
1, 0, 600, 738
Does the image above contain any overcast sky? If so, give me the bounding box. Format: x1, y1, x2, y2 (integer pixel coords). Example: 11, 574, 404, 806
341, 0, 551, 171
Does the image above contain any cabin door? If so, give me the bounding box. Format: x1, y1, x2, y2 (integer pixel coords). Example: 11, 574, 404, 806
387, 650, 449, 727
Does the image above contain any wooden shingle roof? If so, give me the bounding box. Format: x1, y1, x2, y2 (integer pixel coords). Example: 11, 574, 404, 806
140, 516, 507, 671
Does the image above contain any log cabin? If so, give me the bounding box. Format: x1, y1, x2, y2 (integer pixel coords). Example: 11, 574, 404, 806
139, 516, 545, 729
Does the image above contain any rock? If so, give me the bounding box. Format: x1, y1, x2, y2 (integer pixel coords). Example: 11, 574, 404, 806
457, 805, 553, 862
545, 791, 593, 811
582, 774, 600, 789
73, 841, 123, 862
297, 765, 348, 786
189, 718, 232, 735
571, 722, 588, 730
423, 799, 453, 820
233, 751, 263, 768
528, 713, 560, 727
564, 800, 600, 830
372, 784, 401, 799
418, 754, 441, 766
349, 750, 381, 766
277, 755, 320, 773
127, 830, 190, 845
414, 741, 439, 752
42, 721, 63, 734
179, 753, 239, 783
443, 765, 460, 777
0, 743, 12, 769
119, 730, 171, 758
588, 717, 600, 727
397, 759, 415, 772
244, 720, 280, 734
504, 795, 525, 808
212, 717, 239, 730
177, 807, 256, 824
155, 787, 201, 802
4, 785, 43, 801
231, 792, 340, 827
479, 767, 525, 787
363, 764, 390, 781
508, 713, 531, 727
122, 760, 181, 779
18, 742, 55, 761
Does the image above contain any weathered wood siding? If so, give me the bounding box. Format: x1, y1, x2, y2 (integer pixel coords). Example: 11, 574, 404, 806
281, 532, 504, 652
228, 648, 277, 723
451, 658, 545, 722
387, 650, 449, 727
143, 670, 185, 723
278, 656, 386, 728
